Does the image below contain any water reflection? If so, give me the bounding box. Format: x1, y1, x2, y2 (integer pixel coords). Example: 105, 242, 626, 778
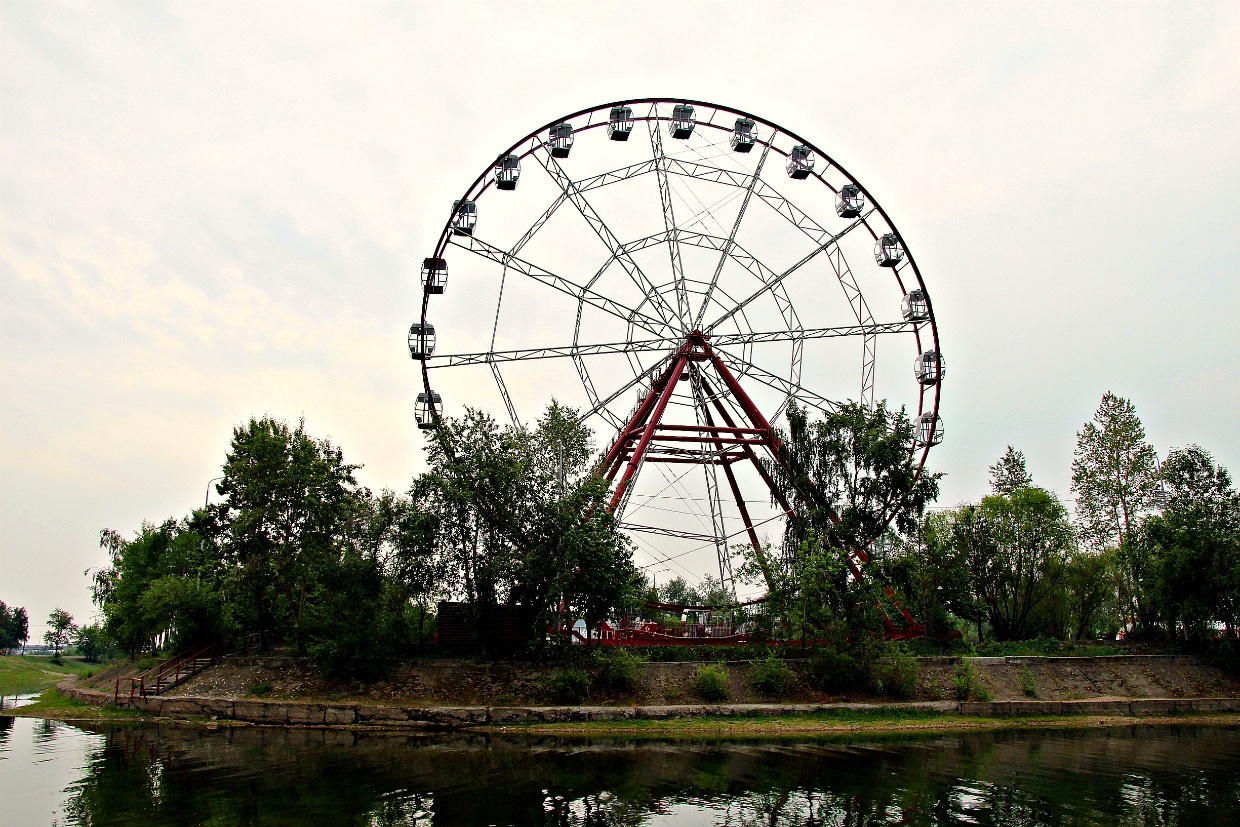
1, 716, 1237, 826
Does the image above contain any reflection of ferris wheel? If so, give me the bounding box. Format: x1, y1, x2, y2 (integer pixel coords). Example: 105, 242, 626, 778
409, 99, 943, 600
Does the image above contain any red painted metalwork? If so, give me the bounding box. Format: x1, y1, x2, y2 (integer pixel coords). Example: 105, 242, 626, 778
113, 642, 217, 704
590, 332, 924, 643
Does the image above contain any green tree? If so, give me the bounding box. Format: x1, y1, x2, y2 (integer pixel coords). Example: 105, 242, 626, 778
990, 445, 1033, 496
1071, 393, 1160, 551
974, 487, 1075, 641
418, 408, 532, 646
419, 402, 637, 651
365, 487, 442, 645
757, 401, 941, 639
217, 416, 368, 655
75, 624, 116, 663
0, 601, 29, 651
1062, 549, 1120, 640
888, 512, 985, 639
1139, 446, 1240, 638
91, 520, 229, 656
44, 608, 77, 657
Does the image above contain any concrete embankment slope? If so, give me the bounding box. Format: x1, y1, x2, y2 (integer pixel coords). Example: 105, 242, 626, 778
58, 678, 1240, 728
52, 653, 1240, 728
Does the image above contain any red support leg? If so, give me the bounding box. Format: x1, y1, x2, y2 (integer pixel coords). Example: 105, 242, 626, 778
607, 351, 690, 512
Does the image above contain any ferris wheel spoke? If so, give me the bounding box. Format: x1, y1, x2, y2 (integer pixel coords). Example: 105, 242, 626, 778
695, 139, 772, 329
572, 353, 624, 431
449, 234, 669, 338
713, 347, 841, 416
712, 320, 913, 347
510, 193, 568, 257
426, 338, 680, 368
489, 361, 522, 429
704, 214, 870, 333
533, 150, 683, 333
657, 156, 878, 327
649, 122, 689, 323
861, 331, 877, 410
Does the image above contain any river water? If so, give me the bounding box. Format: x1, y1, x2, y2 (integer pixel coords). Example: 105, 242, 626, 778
1, 715, 1238, 826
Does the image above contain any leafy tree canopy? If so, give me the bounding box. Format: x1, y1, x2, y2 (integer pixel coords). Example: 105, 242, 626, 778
1071, 392, 1159, 550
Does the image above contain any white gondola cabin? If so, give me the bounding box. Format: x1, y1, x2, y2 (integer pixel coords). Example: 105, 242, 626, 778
787, 145, 814, 179
408, 323, 436, 361
415, 392, 442, 429
836, 184, 865, 218
914, 350, 943, 385
421, 257, 448, 294
731, 117, 756, 152
608, 106, 634, 141
916, 412, 944, 447
494, 155, 520, 190
875, 233, 904, 267
670, 104, 695, 139
548, 122, 574, 158
901, 289, 929, 322
451, 200, 476, 236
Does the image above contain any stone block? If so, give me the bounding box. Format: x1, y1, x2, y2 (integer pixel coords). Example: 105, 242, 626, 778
356, 705, 410, 724
1129, 699, 1172, 716
204, 699, 235, 718
324, 706, 356, 725
1065, 700, 1131, 716
959, 702, 994, 716
159, 699, 208, 718
137, 698, 163, 715
285, 704, 327, 725
416, 706, 487, 726
233, 700, 287, 724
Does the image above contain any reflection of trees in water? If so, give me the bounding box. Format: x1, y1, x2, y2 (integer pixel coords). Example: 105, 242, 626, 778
55, 726, 1240, 826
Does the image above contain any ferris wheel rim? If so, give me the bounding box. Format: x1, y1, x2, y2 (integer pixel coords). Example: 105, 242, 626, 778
418, 97, 942, 472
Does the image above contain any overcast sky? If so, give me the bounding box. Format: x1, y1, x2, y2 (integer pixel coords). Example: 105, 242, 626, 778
3, 1, 1237, 638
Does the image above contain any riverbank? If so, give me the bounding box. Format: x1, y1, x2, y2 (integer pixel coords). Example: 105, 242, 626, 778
14, 686, 1240, 742
25, 652, 1240, 735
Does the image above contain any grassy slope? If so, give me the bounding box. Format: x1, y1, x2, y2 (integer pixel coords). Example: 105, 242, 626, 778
9, 688, 142, 722
0, 655, 96, 695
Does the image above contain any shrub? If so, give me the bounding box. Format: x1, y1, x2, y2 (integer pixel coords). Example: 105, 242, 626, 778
749, 652, 794, 698
1018, 667, 1038, 697
809, 648, 863, 693
551, 667, 591, 705
595, 648, 644, 693
869, 646, 920, 699
692, 663, 729, 702
953, 661, 991, 701
247, 681, 272, 697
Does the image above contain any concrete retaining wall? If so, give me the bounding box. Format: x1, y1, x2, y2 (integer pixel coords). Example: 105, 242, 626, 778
961, 697, 1240, 716
56, 677, 1240, 728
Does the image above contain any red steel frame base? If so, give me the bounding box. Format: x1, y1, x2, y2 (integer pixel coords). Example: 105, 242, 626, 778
596, 331, 924, 642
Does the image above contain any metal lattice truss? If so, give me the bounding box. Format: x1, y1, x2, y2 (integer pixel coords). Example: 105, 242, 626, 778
415, 100, 943, 600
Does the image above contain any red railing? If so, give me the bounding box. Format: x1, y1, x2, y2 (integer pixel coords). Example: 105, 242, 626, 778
114, 642, 217, 705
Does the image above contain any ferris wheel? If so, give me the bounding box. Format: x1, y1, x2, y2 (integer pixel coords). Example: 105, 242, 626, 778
409, 99, 943, 601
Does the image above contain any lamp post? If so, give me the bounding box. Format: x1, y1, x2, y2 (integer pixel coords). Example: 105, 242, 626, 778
204, 476, 223, 511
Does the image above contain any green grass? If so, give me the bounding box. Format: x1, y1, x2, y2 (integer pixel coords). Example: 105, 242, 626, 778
0, 655, 96, 695
9, 688, 142, 722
